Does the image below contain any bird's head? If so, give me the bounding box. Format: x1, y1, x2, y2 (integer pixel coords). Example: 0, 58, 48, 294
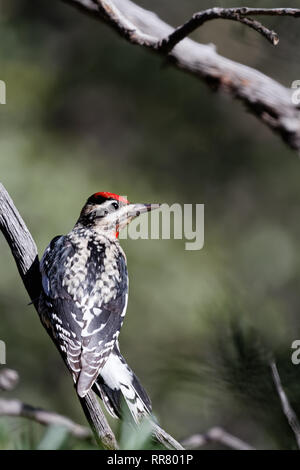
76, 192, 160, 238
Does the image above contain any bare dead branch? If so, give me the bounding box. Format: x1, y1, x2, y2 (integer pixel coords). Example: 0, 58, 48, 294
0, 182, 118, 450
152, 422, 184, 450
0, 397, 92, 440
0, 369, 19, 392
159, 7, 300, 53
270, 361, 300, 449
0, 368, 91, 440
61, 0, 300, 152
181, 426, 255, 450
78, 391, 118, 449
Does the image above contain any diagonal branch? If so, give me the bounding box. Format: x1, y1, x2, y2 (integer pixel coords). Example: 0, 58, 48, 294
270, 361, 300, 449
152, 422, 184, 450
0, 182, 118, 450
61, 1, 300, 152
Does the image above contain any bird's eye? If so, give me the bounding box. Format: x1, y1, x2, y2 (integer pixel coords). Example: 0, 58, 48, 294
112, 202, 119, 210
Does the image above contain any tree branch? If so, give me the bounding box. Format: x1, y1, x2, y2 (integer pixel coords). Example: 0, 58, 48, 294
0, 182, 118, 450
159, 7, 300, 53
152, 422, 184, 450
61, 0, 300, 152
0, 397, 92, 440
181, 426, 255, 450
0, 368, 91, 440
270, 361, 300, 449
0, 368, 19, 392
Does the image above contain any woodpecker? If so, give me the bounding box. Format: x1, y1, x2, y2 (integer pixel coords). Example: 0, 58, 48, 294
39, 192, 160, 423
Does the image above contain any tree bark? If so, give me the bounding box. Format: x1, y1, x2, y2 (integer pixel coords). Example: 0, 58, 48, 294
62, 1, 300, 152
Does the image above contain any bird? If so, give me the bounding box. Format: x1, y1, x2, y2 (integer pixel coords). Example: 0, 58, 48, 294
38, 191, 160, 423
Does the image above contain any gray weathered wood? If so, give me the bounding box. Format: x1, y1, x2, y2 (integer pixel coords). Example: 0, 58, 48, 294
270, 361, 300, 450
0, 397, 92, 440
62, 0, 300, 152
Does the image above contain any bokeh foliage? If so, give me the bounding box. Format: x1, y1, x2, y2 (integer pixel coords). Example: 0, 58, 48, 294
1, 0, 300, 449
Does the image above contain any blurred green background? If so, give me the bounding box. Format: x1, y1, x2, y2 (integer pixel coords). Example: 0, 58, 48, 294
1, 0, 300, 450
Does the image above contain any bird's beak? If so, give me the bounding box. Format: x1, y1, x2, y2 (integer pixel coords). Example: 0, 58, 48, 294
102, 203, 161, 233
115, 203, 160, 231
127, 203, 161, 218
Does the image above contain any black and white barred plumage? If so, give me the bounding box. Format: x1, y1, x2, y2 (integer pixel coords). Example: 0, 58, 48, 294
38, 192, 158, 422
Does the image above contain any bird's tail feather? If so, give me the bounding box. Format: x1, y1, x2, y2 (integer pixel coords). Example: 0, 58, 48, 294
93, 348, 152, 424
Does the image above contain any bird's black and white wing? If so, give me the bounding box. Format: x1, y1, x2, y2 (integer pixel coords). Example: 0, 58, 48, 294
39, 234, 128, 397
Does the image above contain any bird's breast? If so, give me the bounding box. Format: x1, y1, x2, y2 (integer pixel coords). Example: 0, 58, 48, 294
63, 232, 128, 305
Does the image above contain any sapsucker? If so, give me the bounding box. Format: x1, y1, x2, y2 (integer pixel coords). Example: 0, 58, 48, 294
39, 192, 160, 423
